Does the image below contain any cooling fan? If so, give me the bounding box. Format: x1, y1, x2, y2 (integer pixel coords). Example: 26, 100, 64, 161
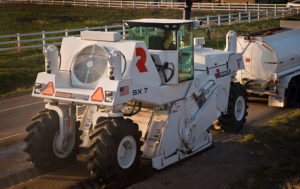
71, 44, 108, 89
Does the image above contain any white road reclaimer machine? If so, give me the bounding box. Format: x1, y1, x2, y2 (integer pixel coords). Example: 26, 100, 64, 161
24, 19, 248, 183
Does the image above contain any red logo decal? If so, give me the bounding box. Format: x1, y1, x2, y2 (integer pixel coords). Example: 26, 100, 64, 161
136, 48, 147, 72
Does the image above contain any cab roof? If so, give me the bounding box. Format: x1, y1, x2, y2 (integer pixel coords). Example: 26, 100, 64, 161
124, 18, 194, 30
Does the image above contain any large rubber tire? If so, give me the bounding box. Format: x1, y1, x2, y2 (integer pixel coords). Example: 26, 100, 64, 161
87, 117, 142, 184
23, 109, 81, 171
216, 82, 248, 132
285, 79, 299, 107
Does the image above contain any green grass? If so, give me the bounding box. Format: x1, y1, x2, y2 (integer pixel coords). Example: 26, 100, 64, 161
230, 110, 300, 189
0, 48, 44, 96
0, 4, 229, 35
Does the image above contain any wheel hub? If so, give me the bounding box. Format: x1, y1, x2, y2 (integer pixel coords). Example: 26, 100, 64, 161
53, 131, 75, 158
87, 60, 94, 68
234, 96, 246, 121
117, 135, 137, 169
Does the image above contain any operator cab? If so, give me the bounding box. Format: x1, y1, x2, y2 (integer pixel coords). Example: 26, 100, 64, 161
124, 19, 194, 84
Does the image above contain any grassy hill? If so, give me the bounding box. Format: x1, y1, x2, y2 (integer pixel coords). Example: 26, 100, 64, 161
231, 110, 300, 189
0, 4, 226, 35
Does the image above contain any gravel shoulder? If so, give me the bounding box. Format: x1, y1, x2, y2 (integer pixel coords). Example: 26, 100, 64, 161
128, 100, 296, 189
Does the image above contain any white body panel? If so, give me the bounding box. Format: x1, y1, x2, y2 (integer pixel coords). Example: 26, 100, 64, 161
60, 37, 162, 87
80, 31, 120, 42
33, 72, 133, 106
195, 48, 243, 71
149, 50, 179, 84
139, 47, 242, 169
265, 29, 300, 73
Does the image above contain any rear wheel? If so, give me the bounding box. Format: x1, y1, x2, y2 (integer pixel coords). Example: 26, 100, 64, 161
216, 82, 248, 132
285, 79, 299, 107
87, 117, 143, 184
23, 110, 81, 171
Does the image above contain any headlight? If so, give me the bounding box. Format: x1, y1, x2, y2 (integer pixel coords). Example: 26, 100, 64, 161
34, 83, 42, 94
105, 91, 114, 102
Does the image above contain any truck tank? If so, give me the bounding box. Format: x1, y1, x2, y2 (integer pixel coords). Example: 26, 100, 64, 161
236, 28, 300, 82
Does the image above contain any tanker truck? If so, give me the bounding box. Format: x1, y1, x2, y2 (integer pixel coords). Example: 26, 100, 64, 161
236, 27, 300, 107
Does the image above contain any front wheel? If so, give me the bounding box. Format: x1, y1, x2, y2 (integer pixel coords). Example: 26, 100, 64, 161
87, 117, 143, 184
216, 82, 248, 132
23, 110, 81, 171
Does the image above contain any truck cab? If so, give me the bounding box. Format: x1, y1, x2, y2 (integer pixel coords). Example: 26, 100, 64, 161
124, 19, 195, 84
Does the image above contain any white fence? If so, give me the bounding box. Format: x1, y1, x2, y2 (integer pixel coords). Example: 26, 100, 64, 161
0, 8, 299, 52
194, 8, 299, 26
0, 25, 125, 52
0, 0, 288, 11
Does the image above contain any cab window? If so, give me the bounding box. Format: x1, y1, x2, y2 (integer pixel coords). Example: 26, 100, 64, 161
129, 26, 177, 50
178, 23, 194, 82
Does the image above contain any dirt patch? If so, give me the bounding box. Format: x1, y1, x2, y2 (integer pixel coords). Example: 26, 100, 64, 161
129, 132, 256, 189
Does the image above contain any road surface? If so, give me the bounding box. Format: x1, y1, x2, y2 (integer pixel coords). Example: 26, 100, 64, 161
0, 94, 44, 146
0, 94, 296, 189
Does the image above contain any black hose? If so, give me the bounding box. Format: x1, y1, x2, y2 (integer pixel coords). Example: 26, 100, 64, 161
162, 62, 175, 83
123, 102, 142, 117
244, 79, 254, 89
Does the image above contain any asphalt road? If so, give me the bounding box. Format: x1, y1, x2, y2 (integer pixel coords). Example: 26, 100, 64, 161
0, 94, 284, 146
0, 94, 44, 145
0, 94, 296, 189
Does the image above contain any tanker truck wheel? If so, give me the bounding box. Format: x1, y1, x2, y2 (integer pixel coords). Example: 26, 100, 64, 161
216, 82, 248, 132
87, 117, 143, 184
285, 79, 298, 107
23, 110, 81, 171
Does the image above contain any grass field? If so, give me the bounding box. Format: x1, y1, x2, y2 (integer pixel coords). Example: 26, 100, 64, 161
0, 4, 298, 97
230, 110, 300, 189
0, 4, 228, 35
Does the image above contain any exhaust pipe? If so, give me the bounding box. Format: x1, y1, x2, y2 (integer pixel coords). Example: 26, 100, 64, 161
183, 0, 193, 20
